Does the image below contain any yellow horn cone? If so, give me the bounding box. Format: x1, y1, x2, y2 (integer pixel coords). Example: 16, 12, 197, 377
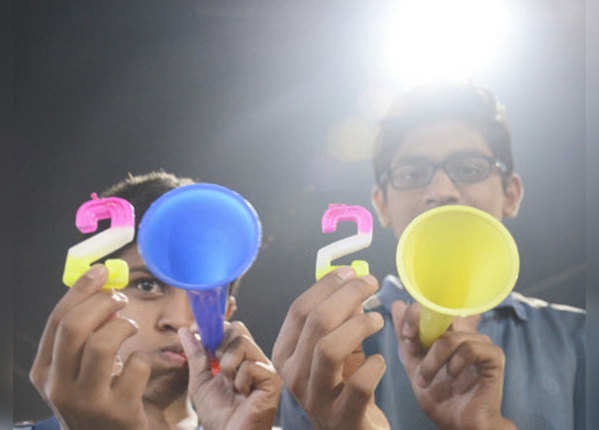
396, 205, 519, 348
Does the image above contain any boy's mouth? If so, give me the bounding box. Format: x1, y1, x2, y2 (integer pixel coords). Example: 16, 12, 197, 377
159, 345, 188, 366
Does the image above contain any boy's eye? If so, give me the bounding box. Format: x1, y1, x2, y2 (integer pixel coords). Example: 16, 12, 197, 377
131, 278, 165, 295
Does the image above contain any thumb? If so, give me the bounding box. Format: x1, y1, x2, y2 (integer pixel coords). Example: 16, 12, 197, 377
449, 314, 481, 333
391, 301, 425, 369
179, 327, 210, 375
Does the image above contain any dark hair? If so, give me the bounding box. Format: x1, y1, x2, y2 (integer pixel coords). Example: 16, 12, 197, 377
99, 170, 195, 239
83, 170, 242, 295
373, 82, 514, 190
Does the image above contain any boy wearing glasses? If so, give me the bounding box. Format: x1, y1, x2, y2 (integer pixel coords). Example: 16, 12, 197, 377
273, 83, 585, 429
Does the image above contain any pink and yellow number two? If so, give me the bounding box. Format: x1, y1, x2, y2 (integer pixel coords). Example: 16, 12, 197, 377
63, 193, 135, 290
315, 204, 373, 280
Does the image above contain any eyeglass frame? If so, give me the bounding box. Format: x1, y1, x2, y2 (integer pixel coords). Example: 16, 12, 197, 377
378, 151, 509, 190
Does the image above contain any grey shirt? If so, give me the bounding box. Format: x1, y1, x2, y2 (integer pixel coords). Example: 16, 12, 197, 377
280, 275, 586, 429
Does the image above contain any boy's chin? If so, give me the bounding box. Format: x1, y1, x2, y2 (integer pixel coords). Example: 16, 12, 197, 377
142, 367, 189, 406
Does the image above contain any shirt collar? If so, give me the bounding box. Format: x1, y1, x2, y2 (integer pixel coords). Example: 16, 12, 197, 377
494, 290, 528, 320
373, 275, 528, 321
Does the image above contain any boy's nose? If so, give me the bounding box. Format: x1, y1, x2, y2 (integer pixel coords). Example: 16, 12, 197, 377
157, 289, 195, 332
422, 169, 461, 207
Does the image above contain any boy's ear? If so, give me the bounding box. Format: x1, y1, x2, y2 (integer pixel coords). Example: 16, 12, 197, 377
503, 173, 524, 218
225, 295, 237, 320
371, 185, 390, 228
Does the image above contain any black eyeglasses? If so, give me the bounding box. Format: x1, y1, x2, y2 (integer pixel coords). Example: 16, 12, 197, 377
381, 152, 508, 190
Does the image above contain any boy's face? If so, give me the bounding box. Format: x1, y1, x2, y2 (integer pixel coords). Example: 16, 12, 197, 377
372, 120, 523, 239
115, 245, 195, 405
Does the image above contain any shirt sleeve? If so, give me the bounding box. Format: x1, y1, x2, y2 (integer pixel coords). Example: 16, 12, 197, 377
279, 386, 314, 429
574, 319, 586, 430
14, 417, 60, 430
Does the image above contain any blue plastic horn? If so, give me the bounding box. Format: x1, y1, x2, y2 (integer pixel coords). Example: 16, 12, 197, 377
137, 183, 262, 354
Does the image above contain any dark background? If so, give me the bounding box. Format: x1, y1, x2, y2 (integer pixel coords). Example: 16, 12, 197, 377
14, 0, 589, 423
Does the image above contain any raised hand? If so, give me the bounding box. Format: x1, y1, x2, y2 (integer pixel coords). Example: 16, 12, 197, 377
29, 265, 151, 430
272, 268, 389, 430
392, 301, 517, 430
180, 321, 282, 430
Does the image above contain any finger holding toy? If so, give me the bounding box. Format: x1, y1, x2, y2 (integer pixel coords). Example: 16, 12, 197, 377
272, 269, 389, 430
391, 301, 517, 430
180, 321, 282, 430
30, 265, 150, 430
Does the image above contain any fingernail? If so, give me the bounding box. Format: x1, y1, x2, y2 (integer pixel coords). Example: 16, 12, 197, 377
335, 267, 355, 280
87, 265, 106, 279
112, 292, 128, 303
368, 312, 384, 328
401, 320, 413, 338
416, 371, 428, 388
111, 354, 124, 377
179, 329, 191, 349
178, 328, 199, 344
123, 317, 138, 329
362, 274, 378, 286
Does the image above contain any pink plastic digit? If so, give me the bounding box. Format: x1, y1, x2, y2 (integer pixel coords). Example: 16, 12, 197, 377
315, 204, 373, 280
62, 193, 135, 290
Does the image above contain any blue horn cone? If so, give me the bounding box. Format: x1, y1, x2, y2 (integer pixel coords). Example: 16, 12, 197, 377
138, 183, 262, 353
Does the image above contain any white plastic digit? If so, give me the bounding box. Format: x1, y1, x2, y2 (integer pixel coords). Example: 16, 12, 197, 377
63, 193, 135, 290
315, 204, 373, 280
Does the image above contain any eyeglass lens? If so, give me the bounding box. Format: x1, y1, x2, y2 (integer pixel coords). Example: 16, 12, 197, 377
391, 155, 493, 189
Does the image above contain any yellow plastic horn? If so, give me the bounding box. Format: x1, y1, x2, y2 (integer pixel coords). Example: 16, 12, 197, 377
396, 205, 519, 348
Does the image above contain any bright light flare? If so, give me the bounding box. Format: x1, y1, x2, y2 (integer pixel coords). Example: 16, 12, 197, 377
379, 0, 509, 86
